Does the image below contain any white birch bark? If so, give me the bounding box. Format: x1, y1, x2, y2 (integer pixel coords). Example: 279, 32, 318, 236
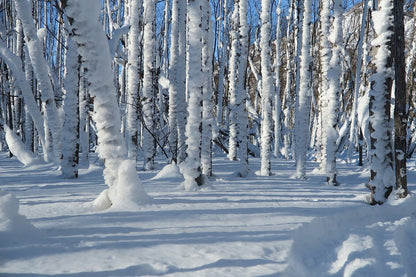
181, 0, 204, 190
260, 0, 274, 176
142, 0, 156, 170
216, 0, 228, 127
237, 0, 249, 177
273, 0, 282, 158
294, 0, 312, 180
282, 0, 295, 159
176, 1, 187, 163
348, 0, 369, 161
324, 0, 344, 185
227, 2, 240, 161
61, 36, 80, 178
126, 0, 142, 160
169, 0, 187, 163
318, 0, 331, 170
201, 0, 213, 177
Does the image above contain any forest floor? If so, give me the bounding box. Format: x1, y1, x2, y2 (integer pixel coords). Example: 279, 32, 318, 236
0, 151, 416, 276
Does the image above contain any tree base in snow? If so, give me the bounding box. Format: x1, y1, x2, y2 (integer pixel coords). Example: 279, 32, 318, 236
326, 175, 340, 186
367, 185, 393, 205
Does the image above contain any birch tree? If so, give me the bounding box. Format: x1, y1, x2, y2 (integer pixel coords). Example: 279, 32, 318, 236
236, 0, 249, 177
216, 0, 229, 127
260, 0, 274, 176
201, 0, 214, 177
169, 0, 187, 164
142, 0, 157, 170
273, 0, 283, 158
324, 0, 343, 185
318, 0, 331, 168
368, 0, 394, 205
64, 0, 150, 209
126, 0, 142, 160
14, 0, 61, 163
393, 0, 408, 198
181, 0, 205, 190
60, 35, 80, 179
294, 0, 312, 180
227, 1, 241, 162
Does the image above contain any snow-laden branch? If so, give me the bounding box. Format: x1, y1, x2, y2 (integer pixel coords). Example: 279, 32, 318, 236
0, 39, 46, 150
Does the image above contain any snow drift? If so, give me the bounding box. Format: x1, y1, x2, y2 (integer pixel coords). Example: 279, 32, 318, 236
0, 190, 39, 245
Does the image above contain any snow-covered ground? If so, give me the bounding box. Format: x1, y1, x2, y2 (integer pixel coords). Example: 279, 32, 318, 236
0, 152, 415, 276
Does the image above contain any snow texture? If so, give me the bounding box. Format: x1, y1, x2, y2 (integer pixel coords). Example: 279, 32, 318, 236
0, 152, 415, 276
284, 197, 416, 277
0, 189, 39, 246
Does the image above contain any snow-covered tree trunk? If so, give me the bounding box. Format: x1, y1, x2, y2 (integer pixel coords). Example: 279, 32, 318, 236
201, 0, 213, 177
368, 0, 394, 205
169, 0, 187, 164
236, 0, 249, 177
65, 0, 150, 209
176, 1, 187, 163
294, 0, 312, 180
142, 0, 156, 170
79, 72, 89, 163
0, 39, 45, 154
318, 0, 331, 170
181, 0, 204, 190
216, 0, 228, 127
273, 0, 282, 158
61, 36, 80, 179
282, 0, 295, 159
227, 1, 240, 161
14, 0, 61, 163
260, 0, 274, 176
349, 0, 369, 161
126, 0, 142, 160
324, 0, 343, 185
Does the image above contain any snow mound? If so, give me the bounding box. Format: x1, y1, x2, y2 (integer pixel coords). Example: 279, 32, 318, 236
4, 125, 38, 166
0, 190, 39, 245
151, 163, 183, 180
93, 160, 152, 210
283, 196, 416, 277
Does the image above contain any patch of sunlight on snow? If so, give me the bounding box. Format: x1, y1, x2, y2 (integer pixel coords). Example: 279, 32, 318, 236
328, 234, 373, 274
344, 258, 376, 277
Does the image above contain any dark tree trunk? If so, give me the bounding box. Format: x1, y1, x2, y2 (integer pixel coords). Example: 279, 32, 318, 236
393, 0, 408, 198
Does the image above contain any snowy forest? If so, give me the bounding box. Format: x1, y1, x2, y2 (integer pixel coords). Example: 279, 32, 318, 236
1, 0, 416, 276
